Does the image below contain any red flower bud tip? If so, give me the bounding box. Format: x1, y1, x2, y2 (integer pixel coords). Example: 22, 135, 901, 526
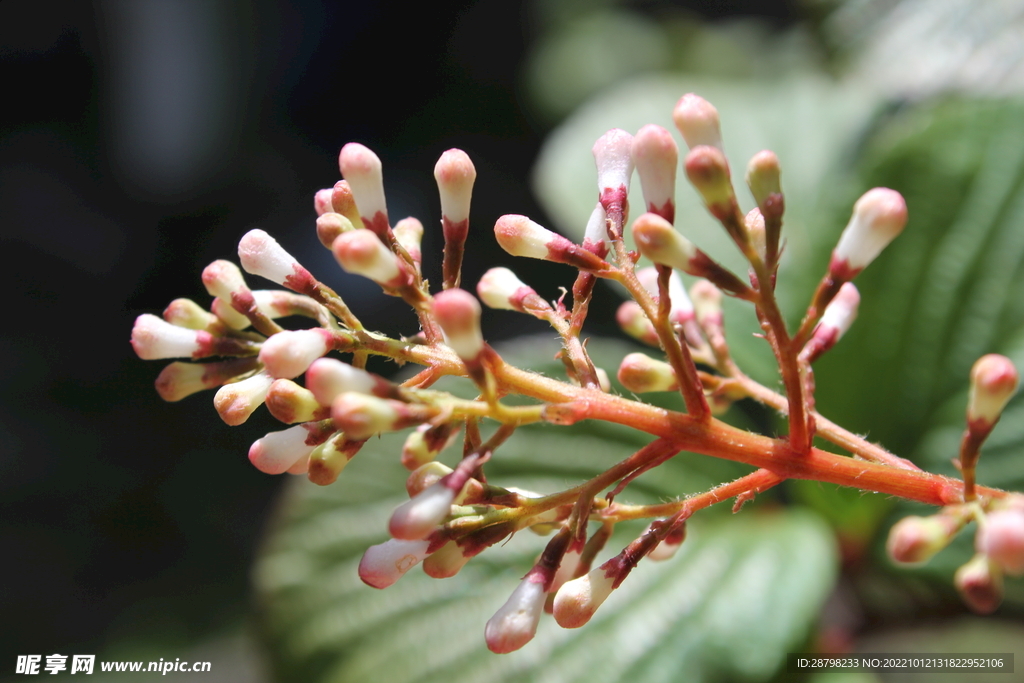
406, 461, 455, 497
632, 124, 678, 222
422, 540, 472, 579
647, 522, 686, 562
477, 267, 538, 312
684, 145, 734, 209
131, 314, 206, 360
155, 357, 259, 402
238, 229, 305, 287
635, 266, 693, 324
434, 148, 476, 225
804, 282, 860, 362
886, 515, 956, 565
616, 301, 658, 346
163, 298, 219, 331
258, 328, 331, 379
332, 229, 406, 288
552, 564, 616, 628
248, 423, 321, 475
359, 538, 433, 589
213, 371, 274, 426
388, 482, 456, 540
210, 297, 250, 330
330, 392, 399, 440
582, 202, 609, 252
494, 214, 608, 271
338, 142, 388, 229
977, 509, 1024, 576
306, 357, 380, 405
432, 288, 485, 361
955, 553, 1004, 614
618, 352, 678, 393
485, 575, 547, 653
201, 259, 248, 302
315, 212, 355, 249
393, 217, 424, 264
968, 354, 1019, 428
632, 212, 700, 274
691, 279, 723, 328
593, 128, 634, 205
313, 188, 334, 216
330, 180, 365, 230
830, 188, 907, 279
672, 93, 722, 151
265, 378, 326, 424
745, 150, 781, 208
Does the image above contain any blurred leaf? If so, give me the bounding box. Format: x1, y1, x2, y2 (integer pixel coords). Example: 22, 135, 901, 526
254, 337, 837, 683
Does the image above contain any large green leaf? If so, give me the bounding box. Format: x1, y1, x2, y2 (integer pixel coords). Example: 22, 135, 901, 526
253, 337, 838, 683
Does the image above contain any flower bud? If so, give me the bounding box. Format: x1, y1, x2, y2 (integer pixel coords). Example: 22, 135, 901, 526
955, 553, 1004, 614
332, 229, 407, 288
238, 229, 309, 289
406, 462, 454, 498
393, 217, 424, 264
593, 128, 634, 210
213, 371, 274, 425
635, 265, 693, 325
330, 180, 365, 230
632, 212, 700, 273
401, 422, 457, 471
132, 314, 204, 360
315, 212, 356, 249
314, 188, 335, 216
307, 435, 354, 486
691, 280, 723, 329
583, 202, 609, 251
886, 514, 958, 565
647, 522, 686, 562
435, 148, 476, 225
485, 575, 547, 653
684, 145, 734, 209
389, 482, 457, 540
746, 150, 782, 207
306, 357, 391, 405
258, 328, 332, 379
421, 540, 472, 579
967, 354, 1019, 429
154, 357, 260, 402
745, 208, 766, 259
494, 215, 607, 271
672, 93, 722, 150
358, 539, 433, 589
616, 301, 658, 346
265, 378, 327, 424
163, 298, 220, 331
977, 508, 1024, 576
477, 267, 543, 313
248, 423, 323, 475
803, 283, 860, 363
339, 142, 389, 236
552, 565, 615, 628
829, 188, 908, 280
432, 289, 485, 361
331, 393, 400, 440
211, 297, 251, 330
632, 124, 678, 222
548, 546, 583, 597
201, 259, 248, 302
618, 353, 678, 393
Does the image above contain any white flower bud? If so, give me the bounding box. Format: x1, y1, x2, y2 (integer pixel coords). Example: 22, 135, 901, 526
632, 213, 700, 273
338, 142, 388, 223
583, 202, 608, 247
830, 188, 908, 278
238, 229, 303, 286
434, 149, 476, 224
485, 576, 546, 653
967, 354, 1019, 427
977, 509, 1024, 576
332, 229, 405, 287
593, 128, 634, 196
201, 259, 248, 301
432, 289, 485, 361
258, 329, 331, 379
552, 566, 615, 628
358, 539, 432, 589
248, 424, 318, 475
632, 124, 678, 221
305, 357, 377, 405
131, 314, 204, 360
477, 267, 534, 311
672, 93, 722, 150
388, 483, 456, 541
213, 371, 273, 426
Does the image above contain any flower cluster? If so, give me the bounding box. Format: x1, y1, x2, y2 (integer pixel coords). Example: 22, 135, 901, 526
133, 93, 1024, 652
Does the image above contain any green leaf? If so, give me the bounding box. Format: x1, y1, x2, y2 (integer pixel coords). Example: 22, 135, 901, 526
253, 337, 838, 683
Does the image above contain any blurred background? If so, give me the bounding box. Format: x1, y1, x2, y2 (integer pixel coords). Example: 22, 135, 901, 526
4, 0, 1024, 681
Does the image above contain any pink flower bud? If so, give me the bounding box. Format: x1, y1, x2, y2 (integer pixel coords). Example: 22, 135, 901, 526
238, 229, 305, 287
258, 329, 331, 379
967, 354, 1019, 428
886, 515, 957, 565
332, 229, 406, 288
494, 215, 607, 271
593, 128, 634, 210
684, 145, 734, 209
201, 260, 248, 302
314, 188, 334, 216
616, 301, 658, 346
163, 298, 219, 331
265, 378, 327, 424
955, 553, 1004, 614
330, 180, 365, 230
388, 482, 456, 540
154, 357, 259, 402
315, 212, 355, 249
393, 217, 424, 264
485, 575, 546, 653
745, 150, 782, 208
339, 143, 389, 236
477, 267, 539, 312
977, 508, 1024, 576
432, 289, 485, 361
632, 124, 678, 222
306, 357, 383, 405
552, 565, 615, 628
434, 148, 476, 225
830, 188, 908, 279
358, 538, 432, 589
672, 93, 722, 150
213, 371, 274, 425
422, 540, 472, 579
632, 212, 700, 273
131, 314, 205, 360
803, 282, 860, 363
248, 423, 321, 475
331, 392, 402, 440
618, 353, 678, 393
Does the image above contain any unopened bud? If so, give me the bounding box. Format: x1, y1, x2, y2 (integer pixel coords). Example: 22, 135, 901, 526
213, 371, 274, 425
632, 213, 700, 273
332, 229, 407, 288
803, 283, 860, 363
248, 423, 323, 475
618, 353, 678, 393
389, 482, 457, 540
331, 393, 399, 440
593, 128, 634, 210
967, 354, 1019, 428
672, 93, 722, 151
211, 297, 251, 330
583, 202, 609, 251
258, 328, 332, 379
330, 180, 365, 230
616, 301, 658, 346
745, 150, 781, 208
421, 540, 472, 578
636, 266, 693, 325
829, 188, 908, 280
955, 553, 1004, 614
307, 435, 354, 486
745, 208, 766, 259
306, 357, 394, 405
406, 462, 454, 497
435, 148, 476, 225
485, 575, 546, 653
647, 522, 686, 561
265, 378, 327, 423
494, 215, 607, 271
339, 142, 389, 235
433, 289, 485, 361
632, 124, 678, 222
163, 298, 220, 331
359, 538, 432, 589
131, 314, 206, 360
552, 565, 615, 628
684, 145, 734, 209
314, 188, 335, 216
201, 260, 248, 302
477, 267, 543, 313
977, 508, 1024, 576
238, 229, 308, 289
401, 422, 457, 470
690, 280, 722, 328
393, 217, 424, 264
154, 357, 260, 402
315, 212, 355, 249
887, 514, 959, 565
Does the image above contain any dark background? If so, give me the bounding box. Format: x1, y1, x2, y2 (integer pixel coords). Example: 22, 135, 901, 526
0, 0, 795, 667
